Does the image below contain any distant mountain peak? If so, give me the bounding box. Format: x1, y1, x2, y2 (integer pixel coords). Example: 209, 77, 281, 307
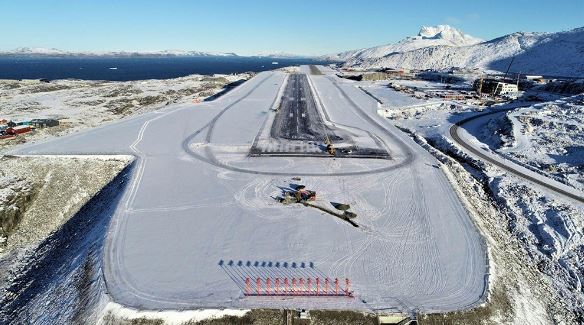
418, 25, 457, 38
253, 51, 312, 58
13, 47, 65, 54
324, 24, 483, 61
415, 25, 483, 45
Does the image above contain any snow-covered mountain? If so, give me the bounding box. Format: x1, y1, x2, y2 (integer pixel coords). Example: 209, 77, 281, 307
0, 47, 318, 58
327, 25, 483, 61
7, 47, 67, 55
0, 47, 239, 57
333, 26, 584, 77
253, 51, 313, 58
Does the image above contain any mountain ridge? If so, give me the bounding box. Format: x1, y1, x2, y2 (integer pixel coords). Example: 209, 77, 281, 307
326, 25, 483, 61
0, 47, 241, 57
330, 25, 584, 77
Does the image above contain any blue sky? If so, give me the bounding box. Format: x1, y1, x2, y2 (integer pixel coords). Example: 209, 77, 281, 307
1, 0, 582, 55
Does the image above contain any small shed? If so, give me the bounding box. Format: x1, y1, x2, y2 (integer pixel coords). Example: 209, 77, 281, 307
6, 125, 32, 135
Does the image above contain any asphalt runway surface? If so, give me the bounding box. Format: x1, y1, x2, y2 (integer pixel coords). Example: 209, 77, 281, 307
271, 73, 329, 141
256, 73, 388, 159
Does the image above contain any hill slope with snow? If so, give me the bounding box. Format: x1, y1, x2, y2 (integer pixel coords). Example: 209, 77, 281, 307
327, 25, 483, 61
338, 26, 584, 77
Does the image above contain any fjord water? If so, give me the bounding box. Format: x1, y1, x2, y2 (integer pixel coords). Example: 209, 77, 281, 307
0, 56, 332, 81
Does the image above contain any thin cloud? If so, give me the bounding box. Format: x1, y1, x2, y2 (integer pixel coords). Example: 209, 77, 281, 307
446, 16, 462, 25
445, 13, 480, 27
466, 13, 480, 21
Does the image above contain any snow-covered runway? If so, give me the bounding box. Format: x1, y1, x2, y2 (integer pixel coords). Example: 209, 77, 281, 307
11, 66, 487, 313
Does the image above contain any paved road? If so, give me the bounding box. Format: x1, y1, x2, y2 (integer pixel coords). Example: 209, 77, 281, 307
10, 67, 487, 314
450, 109, 584, 204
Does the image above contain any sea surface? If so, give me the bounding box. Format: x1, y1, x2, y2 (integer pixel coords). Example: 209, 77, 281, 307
0, 56, 333, 81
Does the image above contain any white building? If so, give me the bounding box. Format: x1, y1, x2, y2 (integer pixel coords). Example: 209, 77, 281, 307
495, 82, 519, 95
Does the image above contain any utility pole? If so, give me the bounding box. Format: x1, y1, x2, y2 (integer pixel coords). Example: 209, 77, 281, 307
477, 77, 484, 105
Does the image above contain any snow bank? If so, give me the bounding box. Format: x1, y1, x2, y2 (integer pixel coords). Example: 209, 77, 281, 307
98, 302, 250, 325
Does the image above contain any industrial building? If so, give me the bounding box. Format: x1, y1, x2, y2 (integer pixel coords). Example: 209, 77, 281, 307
473, 78, 519, 96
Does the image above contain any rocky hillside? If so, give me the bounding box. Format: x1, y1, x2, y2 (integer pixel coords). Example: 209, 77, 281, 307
0, 176, 34, 251
335, 26, 584, 78
0, 73, 251, 150
0, 155, 132, 324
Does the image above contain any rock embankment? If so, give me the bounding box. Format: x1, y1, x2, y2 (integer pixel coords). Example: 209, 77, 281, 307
0, 175, 34, 252
0, 155, 132, 324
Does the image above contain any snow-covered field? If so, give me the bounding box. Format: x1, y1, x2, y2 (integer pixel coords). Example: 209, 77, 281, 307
359, 81, 428, 108
359, 79, 474, 122
0, 73, 251, 149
